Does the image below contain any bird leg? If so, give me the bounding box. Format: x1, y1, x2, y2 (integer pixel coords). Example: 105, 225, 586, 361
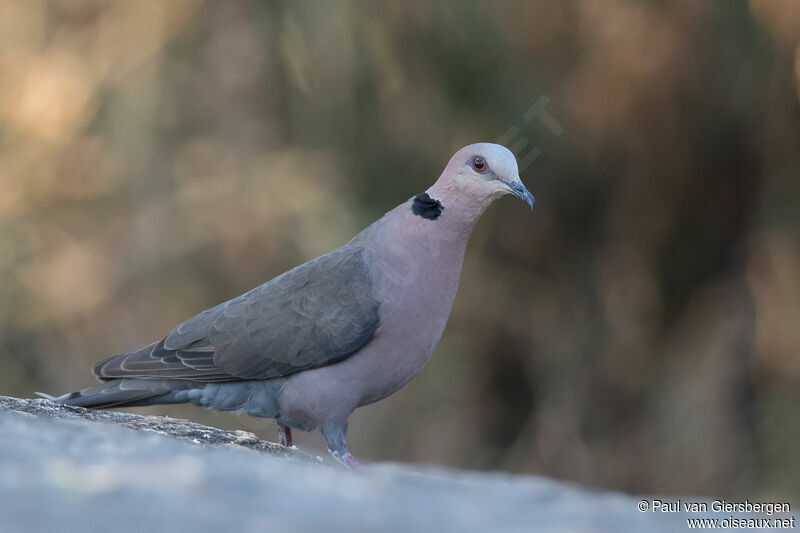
321, 421, 363, 471
277, 422, 293, 448
339, 451, 363, 470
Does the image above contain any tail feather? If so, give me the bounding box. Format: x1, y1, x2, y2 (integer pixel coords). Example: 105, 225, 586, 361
36, 379, 192, 409
35, 390, 82, 402
37, 379, 285, 419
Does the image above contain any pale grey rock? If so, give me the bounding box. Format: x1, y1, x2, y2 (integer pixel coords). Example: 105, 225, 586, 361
4, 396, 786, 533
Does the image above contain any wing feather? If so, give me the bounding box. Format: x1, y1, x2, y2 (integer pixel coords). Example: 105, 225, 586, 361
93, 246, 380, 382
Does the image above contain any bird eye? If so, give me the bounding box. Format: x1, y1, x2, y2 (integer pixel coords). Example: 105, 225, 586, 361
472, 157, 486, 172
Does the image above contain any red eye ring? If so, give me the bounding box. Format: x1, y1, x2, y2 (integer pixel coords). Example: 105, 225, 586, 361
472, 157, 486, 172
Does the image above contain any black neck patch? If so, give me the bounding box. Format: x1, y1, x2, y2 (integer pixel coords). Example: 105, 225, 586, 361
411, 193, 444, 220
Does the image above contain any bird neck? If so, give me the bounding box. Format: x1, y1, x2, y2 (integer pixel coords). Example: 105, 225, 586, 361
424, 180, 490, 240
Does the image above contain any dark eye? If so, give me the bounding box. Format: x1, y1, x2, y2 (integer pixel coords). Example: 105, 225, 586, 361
472, 157, 486, 172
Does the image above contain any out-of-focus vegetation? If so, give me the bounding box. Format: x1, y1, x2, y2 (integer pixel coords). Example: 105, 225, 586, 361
1, 0, 798, 501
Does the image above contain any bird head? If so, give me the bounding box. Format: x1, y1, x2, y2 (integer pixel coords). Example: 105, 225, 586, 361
440, 143, 535, 210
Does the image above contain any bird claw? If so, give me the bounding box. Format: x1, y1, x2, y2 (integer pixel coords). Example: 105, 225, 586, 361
341, 452, 363, 471
329, 449, 364, 471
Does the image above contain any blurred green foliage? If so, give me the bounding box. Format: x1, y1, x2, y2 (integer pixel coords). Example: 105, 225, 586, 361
0, 0, 799, 501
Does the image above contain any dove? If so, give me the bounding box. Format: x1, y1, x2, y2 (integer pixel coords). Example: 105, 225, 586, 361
39, 143, 534, 469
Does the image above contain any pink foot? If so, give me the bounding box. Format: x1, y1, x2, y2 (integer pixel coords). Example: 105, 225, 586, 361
277, 423, 293, 448
341, 452, 363, 471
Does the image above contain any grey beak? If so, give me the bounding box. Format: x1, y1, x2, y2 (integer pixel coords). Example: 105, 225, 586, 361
503, 180, 535, 210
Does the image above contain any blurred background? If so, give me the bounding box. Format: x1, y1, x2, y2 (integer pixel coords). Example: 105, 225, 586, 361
1, 0, 798, 502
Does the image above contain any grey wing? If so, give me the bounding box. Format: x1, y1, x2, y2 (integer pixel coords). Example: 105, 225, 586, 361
93, 246, 381, 382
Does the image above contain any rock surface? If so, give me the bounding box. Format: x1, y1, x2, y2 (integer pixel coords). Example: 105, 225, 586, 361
1, 395, 310, 461
0, 396, 786, 532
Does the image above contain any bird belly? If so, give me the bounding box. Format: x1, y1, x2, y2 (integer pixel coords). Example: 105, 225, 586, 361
276, 329, 442, 429
277, 215, 467, 429
277, 269, 459, 428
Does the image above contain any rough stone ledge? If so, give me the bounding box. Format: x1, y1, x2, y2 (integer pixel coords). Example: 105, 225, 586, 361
0, 395, 314, 462
1, 395, 794, 533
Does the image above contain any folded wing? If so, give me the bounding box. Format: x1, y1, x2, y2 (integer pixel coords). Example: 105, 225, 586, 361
93, 246, 381, 382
